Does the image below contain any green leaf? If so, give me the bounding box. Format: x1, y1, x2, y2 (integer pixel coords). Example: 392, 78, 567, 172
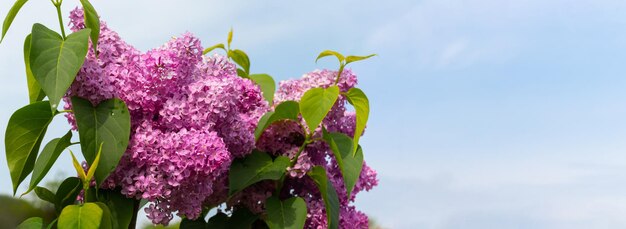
70, 150, 87, 183
227, 28, 233, 49
17, 217, 43, 229
228, 49, 250, 75
203, 43, 225, 55
307, 166, 340, 229
79, 0, 100, 54
24, 34, 45, 103
236, 68, 247, 78
345, 88, 369, 154
248, 74, 276, 105
26, 130, 72, 194
72, 97, 131, 185
93, 202, 113, 229
5, 101, 55, 195
54, 177, 82, 212
206, 212, 229, 229
345, 54, 376, 64
322, 130, 364, 198
29, 24, 90, 112
58, 203, 104, 229
299, 86, 340, 132
97, 189, 134, 229
265, 196, 307, 229
229, 151, 290, 196
34, 186, 56, 204
1, 0, 28, 43
316, 50, 344, 63
254, 101, 300, 140
86, 142, 103, 182
229, 208, 258, 229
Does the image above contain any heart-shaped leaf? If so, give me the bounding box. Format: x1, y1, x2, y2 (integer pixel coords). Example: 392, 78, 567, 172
54, 177, 82, 212
98, 189, 135, 229
58, 203, 104, 229
255, 101, 300, 140
17, 217, 43, 229
79, 0, 100, 54
72, 97, 130, 185
229, 151, 290, 196
24, 34, 45, 103
26, 130, 72, 194
5, 101, 55, 195
30, 23, 90, 112
322, 129, 364, 198
308, 166, 340, 229
248, 74, 276, 105
265, 196, 307, 229
228, 49, 250, 75
1, 0, 29, 43
345, 87, 369, 154
229, 208, 258, 229
300, 86, 340, 132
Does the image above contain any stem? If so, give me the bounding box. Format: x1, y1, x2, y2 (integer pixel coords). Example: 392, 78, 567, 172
334, 63, 345, 85
53, 1, 66, 39
129, 199, 140, 229
59, 110, 73, 114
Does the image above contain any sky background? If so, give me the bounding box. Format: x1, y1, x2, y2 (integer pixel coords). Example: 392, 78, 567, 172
2, 0, 626, 228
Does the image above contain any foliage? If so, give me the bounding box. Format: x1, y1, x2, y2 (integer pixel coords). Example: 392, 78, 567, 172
1, 1, 377, 228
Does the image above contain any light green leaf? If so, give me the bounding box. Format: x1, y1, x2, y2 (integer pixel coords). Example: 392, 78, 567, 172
17, 217, 43, 229
308, 166, 340, 229
70, 151, 87, 183
79, 0, 100, 54
5, 101, 55, 195
30, 24, 90, 112
98, 189, 135, 229
24, 34, 45, 103
248, 73, 276, 105
299, 86, 340, 132
1, 0, 29, 43
86, 142, 103, 182
322, 129, 364, 198
228, 49, 250, 75
203, 43, 225, 55
227, 28, 233, 49
255, 101, 300, 140
26, 130, 72, 194
72, 97, 130, 185
229, 151, 290, 196
34, 186, 56, 204
54, 177, 82, 212
345, 54, 376, 64
316, 50, 344, 63
345, 88, 369, 154
58, 203, 104, 229
265, 196, 307, 229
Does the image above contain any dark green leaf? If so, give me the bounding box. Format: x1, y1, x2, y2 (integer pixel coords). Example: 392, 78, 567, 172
237, 68, 247, 78
248, 74, 276, 105
322, 130, 364, 198
5, 101, 55, 194
1, 0, 29, 43
308, 166, 340, 229
30, 24, 90, 112
24, 34, 45, 103
345, 88, 369, 154
255, 101, 300, 140
54, 177, 82, 212
72, 97, 130, 185
34, 186, 56, 204
26, 130, 72, 194
203, 43, 225, 55
98, 189, 134, 229
299, 86, 340, 132
206, 212, 229, 229
181, 217, 207, 229
229, 151, 290, 196
265, 196, 307, 229
58, 203, 104, 229
79, 0, 100, 54
228, 49, 250, 75
345, 54, 376, 64
229, 208, 258, 229
93, 202, 113, 229
315, 50, 344, 63
17, 217, 43, 229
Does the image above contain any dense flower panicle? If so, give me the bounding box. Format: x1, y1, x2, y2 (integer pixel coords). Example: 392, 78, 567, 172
65, 8, 376, 227
65, 8, 267, 224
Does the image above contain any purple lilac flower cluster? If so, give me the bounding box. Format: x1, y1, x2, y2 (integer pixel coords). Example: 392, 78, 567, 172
64, 8, 377, 227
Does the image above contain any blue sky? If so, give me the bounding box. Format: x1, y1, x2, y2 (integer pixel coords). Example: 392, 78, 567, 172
2, 0, 626, 228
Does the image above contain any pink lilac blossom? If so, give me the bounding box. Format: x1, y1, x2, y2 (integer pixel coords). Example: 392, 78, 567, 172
64, 8, 267, 225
